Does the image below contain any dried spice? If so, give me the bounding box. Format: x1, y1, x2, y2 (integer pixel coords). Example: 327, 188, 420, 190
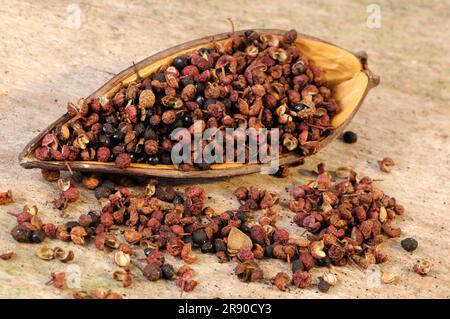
0, 251, 13, 260
41, 169, 60, 182
46, 272, 66, 289
37, 29, 338, 169
379, 157, 395, 173
270, 272, 291, 291
401, 237, 418, 252
342, 131, 357, 144
413, 260, 432, 276
288, 163, 405, 270
0, 190, 13, 205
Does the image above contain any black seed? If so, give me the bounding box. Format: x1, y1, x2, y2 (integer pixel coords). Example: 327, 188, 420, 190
161, 263, 176, 280
315, 256, 331, 267
182, 114, 192, 127
101, 180, 116, 191
192, 229, 207, 245
213, 239, 227, 252
293, 103, 307, 112
173, 195, 184, 205
198, 48, 208, 56
144, 128, 157, 140
181, 76, 194, 87
153, 73, 166, 82
65, 221, 80, 232
111, 131, 124, 144
146, 109, 153, 118
291, 259, 304, 273
94, 186, 111, 200
195, 83, 205, 94
105, 115, 119, 126
84, 227, 94, 239
172, 56, 187, 70
201, 241, 214, 254
144, 247, 154, 257
134, 123, 145, 136
264, 244, 276, 258
102, 123, 116, 136
10, 225, 31, 243
342, 131, 357, 144
222, 98, 232, 113
318, 278, 331, 293
235, 211, 248, 222
148, 155, 159, 165
182, 235, 193, 244
401, 237, 418, 252
204, 98, 216, 109
88, 211, 100, 226
31, 230, 45, 243
98, 135, 110, 147
194, 95, 205, 107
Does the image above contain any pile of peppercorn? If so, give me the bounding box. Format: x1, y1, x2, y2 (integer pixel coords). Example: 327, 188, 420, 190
33, 29, 338, 169
8, 163, 407, 293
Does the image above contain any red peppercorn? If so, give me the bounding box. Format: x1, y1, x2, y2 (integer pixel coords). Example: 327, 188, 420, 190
115, 153, 131, 168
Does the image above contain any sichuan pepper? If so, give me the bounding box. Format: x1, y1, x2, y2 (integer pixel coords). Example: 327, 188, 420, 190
37, 29, 338, 169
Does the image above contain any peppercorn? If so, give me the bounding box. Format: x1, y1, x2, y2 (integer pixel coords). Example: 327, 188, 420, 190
198, 48, 208, 56
180, 76, 194, 87
147, 155, 159, 165
192, 229, 207, 245
142, 264, 162, 281
195, 83, 205, 94
144, 247, 154, 257
65, 221, 80, 232
94, 186, 111, 200
318, 278, 331, 293
170, 195, 183, 206
401, 238, 418, 252
195, 95, 205, 107
182, 114, 193, 127
342, 131, 357, 144
153, 73, 166, 82
134, 123, 145, 136
161, 263, 176, 280
115, 153, 132, 168
11, 225, 31, 243
102, 123, 116, 136
264, 244, 275, 258
235, 211, 248, 222
291, 259, 304, 273
213, 238, 227, 252
173, 56, 187, 70
201, 241, 214, 254
182, 236, 193, 244
98, 135, 110, 147
110, 132, 122, 144
293, 103, 307, 112
315, 256, 332, 267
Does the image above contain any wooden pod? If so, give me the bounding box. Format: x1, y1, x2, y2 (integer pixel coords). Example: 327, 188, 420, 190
19, 29, 379, 179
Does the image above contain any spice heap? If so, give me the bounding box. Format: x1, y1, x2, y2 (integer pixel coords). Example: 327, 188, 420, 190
33, 29, 338, 169
7, 162, 418, 295
288, 164, 404, 270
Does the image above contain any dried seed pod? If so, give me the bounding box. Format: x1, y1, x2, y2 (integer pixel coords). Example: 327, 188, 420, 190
379, 157, 395, 173
270, 272, 291, 291
114, 251, 131, 267
321, 273, 338, 286
227, 227, 253, 254
413, 260, 432, 276
54, 247, 75, 263
36, 246, 54, 260
381, 272, 398, 284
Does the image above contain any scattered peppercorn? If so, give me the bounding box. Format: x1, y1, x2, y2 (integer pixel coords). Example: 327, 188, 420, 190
318, 278, 331, 293
161, 263, 176, 280
401, 237, 418, 252
342, 131, 357, 143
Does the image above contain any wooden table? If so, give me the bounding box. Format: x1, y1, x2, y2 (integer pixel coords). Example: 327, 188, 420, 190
0, 0, 448, 298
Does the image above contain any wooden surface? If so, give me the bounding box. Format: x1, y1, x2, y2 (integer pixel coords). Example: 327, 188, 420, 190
0, 0, 449, 299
